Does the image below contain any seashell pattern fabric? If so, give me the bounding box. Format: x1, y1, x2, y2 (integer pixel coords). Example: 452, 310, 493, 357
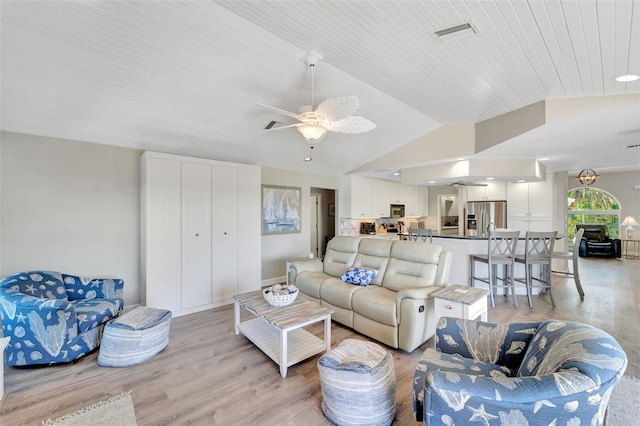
413, 317, 627, 425
0, 271, 124, 366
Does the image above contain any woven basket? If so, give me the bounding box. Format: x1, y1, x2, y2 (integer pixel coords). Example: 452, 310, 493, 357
263, 287, 298, 306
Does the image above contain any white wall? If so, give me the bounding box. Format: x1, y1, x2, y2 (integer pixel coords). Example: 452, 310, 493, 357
0, 132, 142, 304
261, 167, 342, 284
567, 170, 640, 239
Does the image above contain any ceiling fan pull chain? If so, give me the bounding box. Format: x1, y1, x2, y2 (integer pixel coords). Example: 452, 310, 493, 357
310, 63, 315, 106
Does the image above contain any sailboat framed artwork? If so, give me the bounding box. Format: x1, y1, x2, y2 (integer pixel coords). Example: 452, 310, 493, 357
261, 185, 302, 235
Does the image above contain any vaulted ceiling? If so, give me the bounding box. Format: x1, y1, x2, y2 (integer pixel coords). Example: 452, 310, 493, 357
1, 1, 639, 180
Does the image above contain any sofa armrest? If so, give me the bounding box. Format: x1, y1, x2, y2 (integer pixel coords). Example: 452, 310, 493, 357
290, 260, 323, 276
427, 369, 595, 403
62, 274, 124, 300
0, 288, 70, 310
396, 285, 443, 302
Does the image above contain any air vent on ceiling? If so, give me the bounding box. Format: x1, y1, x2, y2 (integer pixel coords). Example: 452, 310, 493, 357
433, 21, 477, 43
264, 120, 280, 130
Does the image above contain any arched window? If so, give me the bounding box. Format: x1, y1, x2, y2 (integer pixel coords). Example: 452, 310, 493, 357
567, 187, 621, 240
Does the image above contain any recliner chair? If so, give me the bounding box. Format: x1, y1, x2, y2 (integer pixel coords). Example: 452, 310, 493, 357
576, 224, 621, 258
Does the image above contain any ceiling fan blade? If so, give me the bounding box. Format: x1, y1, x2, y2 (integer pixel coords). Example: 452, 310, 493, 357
257, 103, 304, 121
326, 116, 376, 134
259, 123, 301, 133
315, 96, 360, 122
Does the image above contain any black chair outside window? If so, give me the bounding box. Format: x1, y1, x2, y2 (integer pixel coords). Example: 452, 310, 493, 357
576, 224, 621, 258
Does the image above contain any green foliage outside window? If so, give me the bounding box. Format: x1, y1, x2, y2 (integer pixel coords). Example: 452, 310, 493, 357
567, 188, 620, 241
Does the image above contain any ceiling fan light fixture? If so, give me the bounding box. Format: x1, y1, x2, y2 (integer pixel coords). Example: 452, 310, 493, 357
297, 123, 327, 142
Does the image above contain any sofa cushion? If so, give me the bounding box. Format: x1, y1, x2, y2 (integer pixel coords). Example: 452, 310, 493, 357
323, 236, 361, 278
517, 320, 628, 382
351, 286, 397, 326
321, 278, 363, 310
73, 299, 123, 333
296, 271, 330, 299
351, 238, 392, 286
341, 267, 379, 286
1, 271, 67, 300
383, 242, 442, 292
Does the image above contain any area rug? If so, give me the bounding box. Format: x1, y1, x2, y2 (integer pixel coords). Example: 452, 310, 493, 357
41, 391, 136, 426
606, 375, 640, 425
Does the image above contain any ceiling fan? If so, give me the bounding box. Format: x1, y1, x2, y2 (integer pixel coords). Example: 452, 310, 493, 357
258, 54, 376, 149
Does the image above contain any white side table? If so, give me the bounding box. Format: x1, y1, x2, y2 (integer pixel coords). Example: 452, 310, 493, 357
433, 285, 489, 322
622, 239, 640, 259
1, 336, 10, 400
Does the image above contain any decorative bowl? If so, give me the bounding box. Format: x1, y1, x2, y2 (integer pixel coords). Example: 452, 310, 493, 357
263, 285, 298, 307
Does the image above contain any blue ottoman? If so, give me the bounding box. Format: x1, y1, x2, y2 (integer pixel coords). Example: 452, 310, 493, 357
98, 306, 171, 367
318, 338, 397, 426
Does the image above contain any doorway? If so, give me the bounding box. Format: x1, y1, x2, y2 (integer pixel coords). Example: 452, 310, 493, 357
311, 187, 336, 256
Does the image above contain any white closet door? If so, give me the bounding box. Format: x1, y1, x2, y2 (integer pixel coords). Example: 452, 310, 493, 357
212, 166, 239, 302
237, 169, 261, 294
181, 162, 213, 309
144, 158, 182, 312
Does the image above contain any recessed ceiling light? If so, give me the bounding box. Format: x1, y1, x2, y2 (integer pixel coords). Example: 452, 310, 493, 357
516, 179, 526, 183
456, 157, 466, 161
428, 180, 436, 184
304, 156, 312, 162
615, 74, 640, 82
392, 171, 400, 176
486, 177, 495, 180
626, 144, 640, 150
538, 157, 550, 161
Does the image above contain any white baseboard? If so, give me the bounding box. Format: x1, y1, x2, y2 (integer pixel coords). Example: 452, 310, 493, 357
262, 276, 285, 287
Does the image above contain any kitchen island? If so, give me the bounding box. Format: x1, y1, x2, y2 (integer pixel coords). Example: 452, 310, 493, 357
396, 233, 558, 296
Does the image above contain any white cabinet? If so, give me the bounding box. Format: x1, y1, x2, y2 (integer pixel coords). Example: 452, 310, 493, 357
350, 175, 374, 217
141, 152, 261, 317
507, 175, 554, 234
466, 180, 506, 201
372, 179, 391, 217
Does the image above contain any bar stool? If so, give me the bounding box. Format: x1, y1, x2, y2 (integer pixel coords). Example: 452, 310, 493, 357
470, 230, 520, 308
514, 231, 557, 308
408, 228, 432, 243
552, 227, 585, 301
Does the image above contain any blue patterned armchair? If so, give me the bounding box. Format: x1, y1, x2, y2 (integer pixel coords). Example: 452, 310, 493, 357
0, 271, 124, 366
413, 317, 627, 425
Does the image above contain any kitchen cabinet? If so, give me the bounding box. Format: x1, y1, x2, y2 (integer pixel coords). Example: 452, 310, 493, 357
346, 176, 427, 218
507, 174, 554, 234
141, 151, 261, 317
466, 180, 506, 201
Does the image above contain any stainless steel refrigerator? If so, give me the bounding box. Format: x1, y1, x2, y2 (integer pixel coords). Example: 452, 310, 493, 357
464, 201, 507, 237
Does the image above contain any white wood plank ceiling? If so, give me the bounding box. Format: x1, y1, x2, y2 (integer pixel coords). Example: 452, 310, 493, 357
1, 0, 639, 177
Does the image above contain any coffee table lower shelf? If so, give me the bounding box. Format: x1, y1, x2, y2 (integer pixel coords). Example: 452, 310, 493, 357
238, 317, 327, 376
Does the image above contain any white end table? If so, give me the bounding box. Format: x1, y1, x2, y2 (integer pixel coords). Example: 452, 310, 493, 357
433, 285, 489, 322
1, 336, 10, 400
622, 239, 640, 259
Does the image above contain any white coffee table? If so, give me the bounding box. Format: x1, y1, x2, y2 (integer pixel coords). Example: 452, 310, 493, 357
234, 290, 334, 378
433, 284, 489, 322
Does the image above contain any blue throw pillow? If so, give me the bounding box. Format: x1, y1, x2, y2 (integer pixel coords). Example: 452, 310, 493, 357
340, 267, 379, 286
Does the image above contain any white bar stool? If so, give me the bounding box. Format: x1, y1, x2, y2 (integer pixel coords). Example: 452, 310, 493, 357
408, 228, 432, 243
470, 230, 520, 308
552, 227, 585, 301
515, 231, 557, 308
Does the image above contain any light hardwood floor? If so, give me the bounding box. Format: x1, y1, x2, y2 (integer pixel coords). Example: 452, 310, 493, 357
1, 257, 638, 425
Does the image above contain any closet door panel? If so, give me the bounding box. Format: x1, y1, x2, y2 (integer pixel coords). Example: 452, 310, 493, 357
237, 169, 261, 294
212, 166, 239, 302
181, 162, 213, 309
144, 158, 182, 312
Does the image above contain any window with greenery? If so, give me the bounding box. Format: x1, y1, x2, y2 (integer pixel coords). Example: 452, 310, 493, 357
567, 187, 620, 241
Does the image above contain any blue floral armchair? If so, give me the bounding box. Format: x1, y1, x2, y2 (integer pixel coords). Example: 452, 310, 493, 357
413, 317, 627, 425
0, 271, 124, 366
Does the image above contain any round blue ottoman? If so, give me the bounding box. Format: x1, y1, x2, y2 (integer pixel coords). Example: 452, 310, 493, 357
318, 338, 397, 426
98, 306, 171, 367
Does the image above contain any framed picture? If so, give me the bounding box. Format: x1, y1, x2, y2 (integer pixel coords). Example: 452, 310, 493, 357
262, 185, 302, 235
328, 203, 335, 217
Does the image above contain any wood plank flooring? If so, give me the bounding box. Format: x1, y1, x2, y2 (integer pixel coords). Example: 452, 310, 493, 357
1, 257, 638, 425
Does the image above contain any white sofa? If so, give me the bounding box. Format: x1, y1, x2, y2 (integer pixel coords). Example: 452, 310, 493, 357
290, 236, 452, 352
